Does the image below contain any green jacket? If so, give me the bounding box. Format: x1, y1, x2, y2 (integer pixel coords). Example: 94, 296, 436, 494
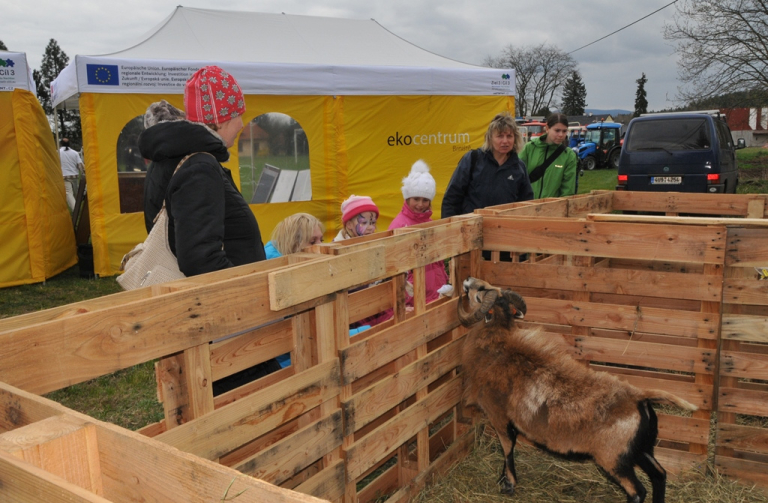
519, 134, 578, 199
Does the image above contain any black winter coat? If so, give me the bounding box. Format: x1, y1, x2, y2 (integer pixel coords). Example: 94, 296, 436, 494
138, 120, 266, 276
441, 148, 533, 218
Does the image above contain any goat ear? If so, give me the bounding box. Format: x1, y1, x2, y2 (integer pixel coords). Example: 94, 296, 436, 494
502, 290, 527, 318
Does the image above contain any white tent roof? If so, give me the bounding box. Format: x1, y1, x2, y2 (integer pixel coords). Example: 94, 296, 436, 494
0, 52, 34, 94
51, 7, 514, 108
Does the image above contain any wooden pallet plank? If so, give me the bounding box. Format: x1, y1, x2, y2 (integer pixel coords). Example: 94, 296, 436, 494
610, 191, 765, 216
348, 282, 392, 324
723, 278, 768, 306
269, 248, 385, 311
209, 319, 294, 380
357, 462, 399, 503
94, 421, 330, 503
716, 423, 768, 453
0, 257, 299, 335
610, 373, 712, 410
345, 375, 462, 480
155, 359, 340, 460
482, 217, 726, 264
561, 334, 716, 375
343, 337, 463, 435
588, 214, 768, 227
476, 198, 570, 217
658, 414, 709, 445
529, 298, 720, 340
567, 192, 614, 217
715, 456, 768, 488
0, 449, 110, 503
0, 383, 75, 433
720, 350, 768, 380
726, 227, 768, 267
0, 267, 336, 395
294, 459, 345, 502
341, 299, 459, 384
722, 313, 768, 342
329, 218, 483, 277
654, 446, 707, 475
0, 414, 103, 495
718, 387, 768, 417
483, 261, 721, 302
234, 409, 343, 485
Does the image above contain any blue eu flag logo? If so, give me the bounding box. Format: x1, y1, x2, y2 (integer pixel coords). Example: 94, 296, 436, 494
86, 64, 119, 86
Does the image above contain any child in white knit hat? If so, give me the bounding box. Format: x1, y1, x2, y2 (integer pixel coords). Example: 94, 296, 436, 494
389, 160, 453, 301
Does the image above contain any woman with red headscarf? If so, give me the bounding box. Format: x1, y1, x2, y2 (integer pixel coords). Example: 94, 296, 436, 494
139, 66, 266, 276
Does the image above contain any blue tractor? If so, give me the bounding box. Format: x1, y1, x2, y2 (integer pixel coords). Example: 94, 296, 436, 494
574, 122, 623, 170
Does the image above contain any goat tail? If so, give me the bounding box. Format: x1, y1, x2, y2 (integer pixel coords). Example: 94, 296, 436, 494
642, 389, 698, 411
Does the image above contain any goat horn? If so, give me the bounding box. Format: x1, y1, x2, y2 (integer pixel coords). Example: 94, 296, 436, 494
479, 290, 499, 316
457, 293, 482, 327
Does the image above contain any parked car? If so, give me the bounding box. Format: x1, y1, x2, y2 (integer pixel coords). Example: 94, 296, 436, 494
616, 111, 746, 193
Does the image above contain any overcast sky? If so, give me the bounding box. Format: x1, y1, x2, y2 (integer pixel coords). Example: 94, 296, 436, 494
4, 0, 684, 111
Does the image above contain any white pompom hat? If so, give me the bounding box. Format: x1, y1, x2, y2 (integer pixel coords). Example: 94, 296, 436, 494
401, 160, 436, 201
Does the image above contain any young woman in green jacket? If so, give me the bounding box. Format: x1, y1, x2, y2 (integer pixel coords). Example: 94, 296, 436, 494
519, 113, 579, 199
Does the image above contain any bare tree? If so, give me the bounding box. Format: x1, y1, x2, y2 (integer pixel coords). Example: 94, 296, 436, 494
485, 44, 576, 117
665, 0, 768, 103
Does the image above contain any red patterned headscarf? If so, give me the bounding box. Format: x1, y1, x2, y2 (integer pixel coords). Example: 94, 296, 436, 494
184, 65, 245, 125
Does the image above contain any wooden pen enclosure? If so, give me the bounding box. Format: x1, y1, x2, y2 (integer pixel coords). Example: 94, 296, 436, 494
2, 190, 768, 502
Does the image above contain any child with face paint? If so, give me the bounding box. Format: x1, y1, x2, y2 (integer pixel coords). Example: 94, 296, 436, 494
389, 160, 453, 303
334, 195, 379, 241
332, 194, 394, 326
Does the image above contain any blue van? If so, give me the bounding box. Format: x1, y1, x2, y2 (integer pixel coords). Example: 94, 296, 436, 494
616, 112, 745, 193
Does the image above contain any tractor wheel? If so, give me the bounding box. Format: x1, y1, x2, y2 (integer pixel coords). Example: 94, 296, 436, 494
584, 156, 597, 171
608, 149, 620, 170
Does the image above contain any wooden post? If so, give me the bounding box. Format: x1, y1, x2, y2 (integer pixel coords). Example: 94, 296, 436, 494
412, 267, 430, 476
693, 263, 722, 456
156, 343, 214, 431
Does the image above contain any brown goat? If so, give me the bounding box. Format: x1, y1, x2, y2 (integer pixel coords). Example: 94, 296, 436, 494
458, 277, 697, 503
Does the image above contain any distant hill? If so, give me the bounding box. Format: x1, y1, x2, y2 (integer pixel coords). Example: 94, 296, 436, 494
585, 108, 632, 116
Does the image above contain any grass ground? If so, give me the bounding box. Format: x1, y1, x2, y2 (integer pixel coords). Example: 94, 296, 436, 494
413, 427, 767, 503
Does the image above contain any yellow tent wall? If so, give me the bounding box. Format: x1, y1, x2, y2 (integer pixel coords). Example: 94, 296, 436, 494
0, 89, 77, 287
80, 92, 514, 276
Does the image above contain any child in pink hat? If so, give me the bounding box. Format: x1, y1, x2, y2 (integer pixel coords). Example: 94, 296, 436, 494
334, 195, 379, 241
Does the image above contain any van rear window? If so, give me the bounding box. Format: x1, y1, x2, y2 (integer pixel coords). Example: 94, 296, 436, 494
626, 118, 712, 151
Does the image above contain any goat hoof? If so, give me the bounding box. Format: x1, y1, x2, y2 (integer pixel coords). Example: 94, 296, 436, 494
498, 476, 515, 496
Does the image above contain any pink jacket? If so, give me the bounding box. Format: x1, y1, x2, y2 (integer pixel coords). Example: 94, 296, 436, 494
389, 202, 450, 305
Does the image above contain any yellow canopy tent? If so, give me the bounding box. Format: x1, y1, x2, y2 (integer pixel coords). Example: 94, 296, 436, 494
0, 51, 77, 287
51, 7, 516, 277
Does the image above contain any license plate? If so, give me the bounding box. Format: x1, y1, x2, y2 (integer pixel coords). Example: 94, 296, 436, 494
651, 176, 682, 185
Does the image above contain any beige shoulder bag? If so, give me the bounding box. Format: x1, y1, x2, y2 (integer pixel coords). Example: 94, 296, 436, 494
116, 152, 212, 290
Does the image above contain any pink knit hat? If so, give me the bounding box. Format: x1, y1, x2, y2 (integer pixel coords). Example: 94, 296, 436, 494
341, 195, 379, 224
184, 66, 245, 125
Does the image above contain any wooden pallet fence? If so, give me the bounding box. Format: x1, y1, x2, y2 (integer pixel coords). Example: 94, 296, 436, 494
7, 193, 768, 500
717, 222, 768, 488
0, 216, 482, 503
273, 217, 483, 503
478, 211, 723, 474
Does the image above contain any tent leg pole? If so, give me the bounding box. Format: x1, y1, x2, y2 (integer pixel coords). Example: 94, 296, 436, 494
53, 104, 61, 146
